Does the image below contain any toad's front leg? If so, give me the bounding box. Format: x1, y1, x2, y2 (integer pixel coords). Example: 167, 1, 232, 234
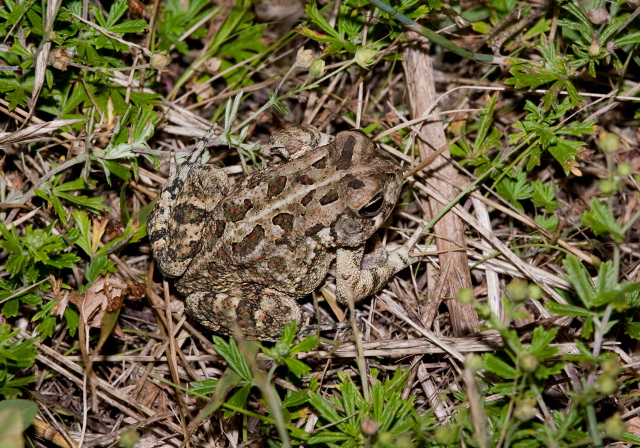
335, 226, 424, 305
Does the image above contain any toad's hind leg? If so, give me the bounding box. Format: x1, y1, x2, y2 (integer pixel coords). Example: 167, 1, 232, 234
148, 129, 229, 278
184, 284, 303, 341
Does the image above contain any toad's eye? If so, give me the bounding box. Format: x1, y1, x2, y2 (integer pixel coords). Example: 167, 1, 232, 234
357, 191, 385, 218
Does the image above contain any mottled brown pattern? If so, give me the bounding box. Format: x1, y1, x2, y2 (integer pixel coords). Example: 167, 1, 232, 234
148, 126, 422, 340
232, 225, 264, 256
335, 134, 355, 170
319, 189, 339, 205
223, 198, 253, 222
301, 189, 316, 206
266, 176, 287, 197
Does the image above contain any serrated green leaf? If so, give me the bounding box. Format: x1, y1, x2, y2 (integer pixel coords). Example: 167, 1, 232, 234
547, 301, 591, 317
534, 214, 558, 232
305, 3, 342, 40
284, 357, 311, 378
211, 336, 252, 382
529, 326, 559, 355
531, 180, 557, 212
282, 389, 309, 408
85, 255, 109, 284
580, 199, 624, 243
189, 378, 219, 395
108, 20, 147, 34
339, 375, 358, 415
506, 63, 560, 89
562, 256, 595, 308
308, 391, 341, 422
483, 353, 516, 379
290, 335, 319, 355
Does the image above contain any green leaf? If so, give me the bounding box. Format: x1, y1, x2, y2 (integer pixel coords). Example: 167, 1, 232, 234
308, 391, 341, 422
506, 62, 560, 90
475, 95, 497, 150
615, 31, 640, 47
290, 335, 319, 355
308, 430, 351, 444
483, 353, 516, 379
535, 214, 558, 232
547, 302, 592, 317
189, 379, 219, 395
529, 326, 559, 356
0, 400, 38, 431
562, 256, 595, 308
531, 180, 557, 212
1, 299, 19, 318
69, 210, 92, 256
284, 357, 311, 378
305, 3, 342, 40
64, 307, 79, 337
581, 199, 624, 243
282, 389, 309, 408
211, 337, 252, 382
85, 255, 110, 284
495, 169, 533, 211
108, 20, 147, 34
222, 383, 251, 418
339, 374, 358, 415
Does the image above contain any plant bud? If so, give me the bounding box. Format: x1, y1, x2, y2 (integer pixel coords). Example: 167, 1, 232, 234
355, 47, 377, 68
309, 58, 325, 77
514, 397, 537, 421
150, 51, 171, 71
588, 7, 609, 24
603, 414, 627, 439
588, 39, 601, 57
49, 47, 72, 71
296, 47, 314, 68
598, 131, 620, 153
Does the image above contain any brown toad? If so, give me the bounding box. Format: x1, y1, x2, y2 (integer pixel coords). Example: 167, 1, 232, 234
148, 126, 422, 340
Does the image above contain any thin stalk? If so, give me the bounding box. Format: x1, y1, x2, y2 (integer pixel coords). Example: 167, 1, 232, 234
366, 0, 510, 64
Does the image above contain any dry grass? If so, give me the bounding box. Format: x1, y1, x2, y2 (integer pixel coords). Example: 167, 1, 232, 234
2, 0, 640, 446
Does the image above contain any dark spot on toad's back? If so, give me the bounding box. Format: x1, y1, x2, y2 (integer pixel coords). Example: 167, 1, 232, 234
224, 199, 253, 222
320, 189, 339, 205
213, 220, 226, 239
312, 157, 327, 169
301, 189, 316, 206
335, 135, 355, 170
231, 225, 264, 255
174, 203, 207, 224
304, 222, 326, 236
267, 176, 287, 197
296, 173, 314, 185
272, 213, 294, 235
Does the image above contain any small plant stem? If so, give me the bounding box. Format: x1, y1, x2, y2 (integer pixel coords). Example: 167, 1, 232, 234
621, 207, 640, 234
0, 278, 49, 306
586, 403, 603, 447
365, 0, 509, 64
68, 62, 152, 72
6, 154, 87, 226
231, 61, 355, 135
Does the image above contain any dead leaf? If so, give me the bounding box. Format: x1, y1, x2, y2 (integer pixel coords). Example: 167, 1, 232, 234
69, 277, 129, 328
